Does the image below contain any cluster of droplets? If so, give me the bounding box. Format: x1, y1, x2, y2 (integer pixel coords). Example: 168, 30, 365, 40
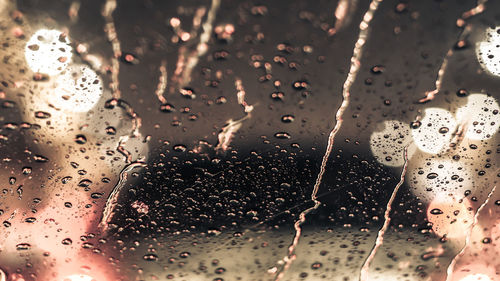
476, 26, 500, 76
370, 93, 500, 166
25, 29, 103, 112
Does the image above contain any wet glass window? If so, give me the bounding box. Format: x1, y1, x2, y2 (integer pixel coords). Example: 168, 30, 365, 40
0, 0, 499, 280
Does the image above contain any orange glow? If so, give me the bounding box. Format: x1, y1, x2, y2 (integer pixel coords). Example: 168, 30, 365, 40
427, 196, 474, 238
63, 275, 95, 281
459, 274, 491, 281
453, 263, 496, 281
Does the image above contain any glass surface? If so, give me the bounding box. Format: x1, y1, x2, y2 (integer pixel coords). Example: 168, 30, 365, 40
0, 0, 499, 280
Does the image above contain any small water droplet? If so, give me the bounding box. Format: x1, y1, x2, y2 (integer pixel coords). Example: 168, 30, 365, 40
16, 243, 31, 250
281, 115, 295, 123
143, 254, 158, 261
426, 173, 438, 179
74, 134, 87, 144
61, 238, 72, 245
430, 208, 443, 215
34, 111, 51, 119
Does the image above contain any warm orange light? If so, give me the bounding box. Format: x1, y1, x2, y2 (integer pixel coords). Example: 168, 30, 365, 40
63, 275, 95, 281
427, 196, 474, 238
459, 273, 492, 281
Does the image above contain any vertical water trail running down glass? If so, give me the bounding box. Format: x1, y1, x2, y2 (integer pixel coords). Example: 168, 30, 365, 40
102, 0, 121, 100
418, 0, 488, 103
445, 185, 497, 281
272, 1, 384, 280
99, 161, 147, 234
359, 145, 409, 281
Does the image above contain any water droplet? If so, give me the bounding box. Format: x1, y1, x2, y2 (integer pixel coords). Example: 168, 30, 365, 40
438, 127, 449, 134
143, 254, 158, 261
61, 238, 72, 245
426, 173, 438, 179
91, 192, 103, 199
62, 176, 72, 184
180, 88, 196, 99
179, 252, 190, 258
34, 155, 49, 162
34, 111, 51, 119
24, 217, 36, 223
456, 89, 468, 97
160, 103, 176, 113
281, 115, 295, 123
274, 132, 290, 139
410, 121, 421, 129
370, 65, 385, 74
173, 144, 187, 152
16, 243, 31, 250
430, 208, 443, 215
105, 126, 117, 135
74, 134, 87, 144
78, 179, 92, 188
311, 262, 322, 269
22, 167, 32, 175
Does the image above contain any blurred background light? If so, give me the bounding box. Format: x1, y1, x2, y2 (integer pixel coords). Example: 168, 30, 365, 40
369, 120, 416, 167
476, 26, 500, 77
25, 29, 72, 75
53, 64, 103, 112
411, 108, 457, 154
455, 93, 500, 140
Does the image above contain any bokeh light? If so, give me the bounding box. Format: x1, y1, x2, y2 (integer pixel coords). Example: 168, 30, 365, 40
53, 64, 103, 112
455, 93, 500, 140
476, 26, 500, 77
62, 275, 95, 281
459, 273, 492, 281
369, 120, 415, 167
411, 108, 457, 154
25, 29, 72, 75
427, 195, 474, 239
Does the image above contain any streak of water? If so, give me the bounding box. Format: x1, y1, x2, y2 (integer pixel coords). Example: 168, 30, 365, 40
332, 0, 358, 34
155, 60, 168, 104
444, 185, 497, 281
99, 161, 147, 234
216, 78, 253, 151
181, 0, 220, 87
117, 136, 133, 163
418, 0, 488, 103
359, 145, 409, 281
102, 0, 122, 99
68, 1, 81, 23
272, 1, 384, 280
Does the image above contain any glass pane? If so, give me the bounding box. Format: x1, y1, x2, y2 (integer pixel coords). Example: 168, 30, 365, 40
0, 0, 499, 280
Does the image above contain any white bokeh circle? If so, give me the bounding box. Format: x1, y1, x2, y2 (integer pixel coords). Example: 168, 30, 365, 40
455, 93, 500, 140
476, 26, 500, 77
25, 29, 72, 75
53, 64, 103, 112
369, 120, 415, 167
411, 108, 457, 154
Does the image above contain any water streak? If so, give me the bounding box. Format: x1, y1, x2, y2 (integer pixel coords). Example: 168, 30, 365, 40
155, 60, 168, 104
102, 0, 122, 100
332, 0, 358, 35
359, 145, 409, 281
418, 0, 488, 103
181, 0, 220, 87
216, 78, 253, 151
444, 185, 497, 281
99, 161, 147, 234
272, 1, 384, 280
68, 1, 81, 23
